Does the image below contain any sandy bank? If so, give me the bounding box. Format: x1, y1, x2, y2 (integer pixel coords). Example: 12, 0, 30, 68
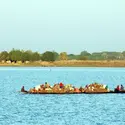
1, 60, 125, 67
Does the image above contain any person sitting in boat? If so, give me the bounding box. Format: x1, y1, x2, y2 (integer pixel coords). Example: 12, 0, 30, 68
121, 84, 124, 91
52, 83, 60, 93
117, 85, 120, 91
40, 84, 45, 90
45, 82, 50, 88
105, 85, 108, 90
59, 82, 64, 88
79, 86, 83, 92
85, 85, 88, 89
29, 87, 36, 93
115, 85, 120, 92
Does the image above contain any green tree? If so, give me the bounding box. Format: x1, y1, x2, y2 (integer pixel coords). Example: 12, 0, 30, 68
9, 49, 23, 62
68, 54, 76, 60
106, 52, 121, 60
41, 51, 55, 61
53, 51, 59, 60
59, 52, 68, 60
31, 52, 41, 61
122, 51, 125, 59
80, 51, 91, 57
79, 51, 91, 60
101, 52, 108, 60
21, 50, 32, 62
79, 56, 88, 60
0, 51, 9, 61
90, 52, 104, 60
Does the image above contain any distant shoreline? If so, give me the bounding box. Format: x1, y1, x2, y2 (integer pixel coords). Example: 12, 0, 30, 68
0, 60, 125, 67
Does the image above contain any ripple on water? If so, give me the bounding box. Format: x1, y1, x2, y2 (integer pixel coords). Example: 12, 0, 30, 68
0, 67, 125, 125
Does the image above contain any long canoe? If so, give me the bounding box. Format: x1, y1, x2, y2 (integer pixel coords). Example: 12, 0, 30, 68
20, 90, 125, 94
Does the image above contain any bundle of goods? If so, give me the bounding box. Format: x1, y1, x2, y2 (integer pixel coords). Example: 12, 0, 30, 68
84, 83, 109, 93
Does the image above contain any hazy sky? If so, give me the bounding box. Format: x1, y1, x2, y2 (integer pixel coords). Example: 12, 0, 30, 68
0, 0, 125, 54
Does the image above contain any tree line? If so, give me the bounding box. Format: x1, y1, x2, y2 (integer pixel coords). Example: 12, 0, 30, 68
0, 49, 125, 62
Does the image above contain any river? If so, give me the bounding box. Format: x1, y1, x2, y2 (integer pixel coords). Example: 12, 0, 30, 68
0, 67, 125, 125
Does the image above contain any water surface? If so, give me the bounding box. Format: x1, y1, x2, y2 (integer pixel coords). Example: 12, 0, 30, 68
0, 67, 125, 125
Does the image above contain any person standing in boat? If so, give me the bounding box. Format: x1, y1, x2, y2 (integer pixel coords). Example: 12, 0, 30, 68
117, 85, 120, 91
21, 86, 27, 92
21, 86, 25, 92
121, 85, 124, 91
105, 85, 109, 92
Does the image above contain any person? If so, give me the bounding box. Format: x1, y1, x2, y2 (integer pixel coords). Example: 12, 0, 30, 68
121, 84, 124, 91
85, 85, 88, 88
117, 85, 120, 91
21, 86, 25, 92
115, 85, 120, 92
33, 87, 37, 92
45, 82, 50, 88
21, 86, 27, 93
45, 82, 47, 88
105, 85, 108, 90
84, 85, 88, 91
40, 84, 45, 89
59, 82, 64, 88
79, 86, 83, 92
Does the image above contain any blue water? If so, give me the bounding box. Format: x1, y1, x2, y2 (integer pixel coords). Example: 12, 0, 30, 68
0, 67, 125, 125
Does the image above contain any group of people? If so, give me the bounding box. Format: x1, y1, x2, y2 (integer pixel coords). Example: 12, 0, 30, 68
21, 82, 125, 93
115, 84, 124, 92
27, 82, 81, 93
83, 83, 109, 93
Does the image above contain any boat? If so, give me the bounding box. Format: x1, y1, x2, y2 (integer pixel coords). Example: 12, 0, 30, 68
20, 87, 125, 94
20, 83, 125, 94
84, 91, 125, 94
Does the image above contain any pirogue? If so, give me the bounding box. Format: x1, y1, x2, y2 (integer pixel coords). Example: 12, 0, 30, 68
20, 82, 125, 94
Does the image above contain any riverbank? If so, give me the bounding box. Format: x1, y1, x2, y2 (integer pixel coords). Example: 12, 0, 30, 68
1, 60, 125, 67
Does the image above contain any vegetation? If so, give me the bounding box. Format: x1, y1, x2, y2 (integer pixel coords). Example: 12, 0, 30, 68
1, 49, 125, 64
41, 51, 55, 62
59, 52, 68, 60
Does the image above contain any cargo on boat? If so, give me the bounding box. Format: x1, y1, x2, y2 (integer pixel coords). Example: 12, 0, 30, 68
20, 82, 125, 94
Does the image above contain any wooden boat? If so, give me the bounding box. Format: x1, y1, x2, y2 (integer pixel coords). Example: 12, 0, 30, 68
84, 91, 125, 94
20, 87, 125, 94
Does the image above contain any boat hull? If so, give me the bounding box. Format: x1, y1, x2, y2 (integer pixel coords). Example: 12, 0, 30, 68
20, 91, 125, 94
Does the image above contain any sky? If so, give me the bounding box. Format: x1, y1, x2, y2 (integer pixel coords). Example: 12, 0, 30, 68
0, 0, 125, 54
